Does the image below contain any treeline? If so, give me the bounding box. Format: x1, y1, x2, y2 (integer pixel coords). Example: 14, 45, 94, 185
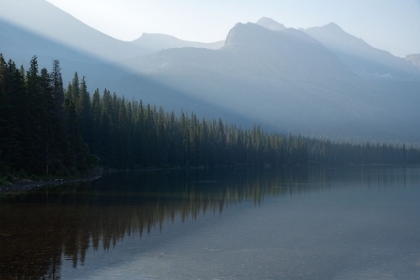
63, 74, 308, 169
0, 55, 92, 176
1, 55, 420, 176
307, 139, 420, 165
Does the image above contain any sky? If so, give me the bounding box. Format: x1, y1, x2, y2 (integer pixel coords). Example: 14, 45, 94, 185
44, 0, 420, 57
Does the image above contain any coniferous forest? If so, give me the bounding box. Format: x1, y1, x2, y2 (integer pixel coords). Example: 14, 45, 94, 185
1, 55, 420, 177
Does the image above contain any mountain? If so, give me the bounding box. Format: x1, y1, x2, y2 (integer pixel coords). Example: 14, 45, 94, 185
303, 22, 420, 81
0, 0, 149, 62
131, 33, 224, 53
256, 17, 286, 31
0, 0, 226, 63
127, 22, 420, 141
0, 18, 249, 127
406, 54, 420, 69
1, 2, 419, 142
0, 18, 126, 90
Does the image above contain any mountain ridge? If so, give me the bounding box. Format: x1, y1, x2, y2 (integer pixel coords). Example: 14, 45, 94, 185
254, 17, 420, 81
129, 22, 415, 140
0, 0, 149, 62
302, 21, 420, 80
1, 5, 420, 142
131, 33, 225, 52
0, 0, 226, 63
0, 18, 254, 129
256, 17, 286, 31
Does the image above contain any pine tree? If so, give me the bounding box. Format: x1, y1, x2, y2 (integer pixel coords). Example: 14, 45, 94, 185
22, 56, 44, 174
64, 98, 89, 171
50, 60, 69, 172
39, 67, 53, 174
77, 76, 92, 149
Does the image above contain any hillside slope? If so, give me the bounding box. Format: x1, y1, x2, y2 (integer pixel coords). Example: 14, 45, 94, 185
303, 22, 420, 81
128, 22, 419, 140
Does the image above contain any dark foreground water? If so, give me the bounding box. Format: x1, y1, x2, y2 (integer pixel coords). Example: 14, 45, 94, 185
1, 166, 420, 280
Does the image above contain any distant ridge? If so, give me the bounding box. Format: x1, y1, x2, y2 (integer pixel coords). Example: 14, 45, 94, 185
0, 0, 226, 61
131, 33, 225, 53
303, 21, 420, 80
256, 17, 286, 31
321, 22, 345, 32
0, 0, 148, 61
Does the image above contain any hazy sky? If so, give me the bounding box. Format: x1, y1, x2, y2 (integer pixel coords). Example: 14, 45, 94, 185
46, 0, 420, 57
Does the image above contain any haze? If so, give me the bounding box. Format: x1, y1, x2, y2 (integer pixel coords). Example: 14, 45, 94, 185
2, 1, 420, 279
44, 0, 420, 57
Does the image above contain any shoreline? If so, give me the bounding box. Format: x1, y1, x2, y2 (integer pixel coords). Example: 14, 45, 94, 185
0, 165, 223, 194
2, 163, 416, 194
0, 173, 102, 194
0, 166, 184, 194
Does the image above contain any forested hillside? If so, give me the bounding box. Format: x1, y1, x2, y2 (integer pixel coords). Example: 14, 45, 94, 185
2, 12, 420, 143
1, 55, 419, 178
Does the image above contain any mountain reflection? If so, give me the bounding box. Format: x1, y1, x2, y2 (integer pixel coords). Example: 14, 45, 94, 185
0, 166, 416, 280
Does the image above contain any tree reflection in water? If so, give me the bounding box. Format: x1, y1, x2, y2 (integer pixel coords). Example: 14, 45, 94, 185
0, 166, 416, 279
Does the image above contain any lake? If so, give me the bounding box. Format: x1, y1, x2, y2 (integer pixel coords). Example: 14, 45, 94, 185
1, 166, 420, 279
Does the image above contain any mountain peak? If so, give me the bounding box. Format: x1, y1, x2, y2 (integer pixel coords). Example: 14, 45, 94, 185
322, 22, 343, 32
256, 17, 286, 31
225, 22, 275, 47
223, 21, 322, 53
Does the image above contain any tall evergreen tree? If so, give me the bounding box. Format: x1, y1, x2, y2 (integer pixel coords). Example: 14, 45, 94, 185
77, 76, 92, 148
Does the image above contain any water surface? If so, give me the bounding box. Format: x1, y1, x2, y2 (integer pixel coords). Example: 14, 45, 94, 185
1, 166, 420, 279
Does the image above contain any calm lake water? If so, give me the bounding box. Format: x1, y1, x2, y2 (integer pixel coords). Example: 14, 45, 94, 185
1, 166, 420, 280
